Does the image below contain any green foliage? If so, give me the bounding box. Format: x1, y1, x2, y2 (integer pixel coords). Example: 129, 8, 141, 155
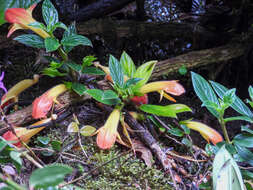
0, 137, 23, 172
44, 37, 60, 52
29, 164, 73, 188
191, 72, 219, 118
140, 104, 192, 118
120, 51, 136, 78
14, 34, 45, 49
109, 55, 124, 88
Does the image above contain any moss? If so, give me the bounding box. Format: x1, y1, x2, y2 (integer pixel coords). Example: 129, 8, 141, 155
81, 146, 173, 190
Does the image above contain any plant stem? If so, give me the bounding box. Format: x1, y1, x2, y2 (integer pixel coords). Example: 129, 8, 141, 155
58, 48, 68, 61
220, 118, 231, 143
0, 174, 26, 190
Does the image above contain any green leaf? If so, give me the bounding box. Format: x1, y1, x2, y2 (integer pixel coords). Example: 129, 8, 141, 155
249, 86, 253, 101
72, 82, 87, 96
10, 151, 22, 167
51, 140, 62, 151
61, 34, 92, 47
180, 124, 190, 134
109, 55, 124, 87
168, 128, 184, 137
102, 90, 119, 100
224, 116, 253, 123
213, 145, 244, 190
241, 170, 253, 180
43, 67, 66, 77
28, 21, 47, 30
37, 136, 50, 145
133, 61, 157, 89
181, 137, 192, 148
201, 100, 220, 110
65, 61, 82, 72
140, 104, 192, 118
191, 72, 219, 118
233, 134, 253, 148
62, 23, 76, 53
210, 81, 253, 119
82, 67, 105, 75
0, 138, 8, 152
42, 0, 59, 26
235, 145, 253, 166
45, 37, 60, 52
123, 78, 142, 89
80, 125, 96, 136
86, 89, 121, 105
29, 164, 73, 188
241, 125, 253, 134
120, 51, 136, 78
82, 55, 97, 67
0, 0, 40, 26
222, 88, 236, 105
51, 22, 68, 32
14, 34, 45, 48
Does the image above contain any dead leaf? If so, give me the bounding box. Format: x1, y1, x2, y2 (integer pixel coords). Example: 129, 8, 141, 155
132, 139, 153, 167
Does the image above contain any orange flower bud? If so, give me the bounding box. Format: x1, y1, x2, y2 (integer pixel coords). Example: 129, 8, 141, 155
32, 84, 67, 119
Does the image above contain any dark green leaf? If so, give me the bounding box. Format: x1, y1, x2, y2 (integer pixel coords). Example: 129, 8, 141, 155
241, 170, 253, 180
109, 55, 124, 87
0, 0, 40, 25
0, 138, 9, 152
168, 128, 184, 137
223, 88, 236, 105
42, 0, 58, 26
124, 78, 142, 89
14, 34, 45, 48
82, 67, 105, 75
249, 86, 253, 101
191, 72, 219, 118
51, 140, 61, 151
51, 22, 68, 32
72, 82, 87, 96
140, 104, 192, 118
37, 136, 50, 145
210, 81, 253, 119
233, 134, 253, 148
120, 51, 136, 78
102, 90, 119, 100
45, 37, 60, 52
65, 61, 82, 72
61, 34, 92, 47
29, 164, 73, 188
235, 145, 253, 166
241, 125, 253, 135
62, 23, 76, 53
86, 89, 121, 105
